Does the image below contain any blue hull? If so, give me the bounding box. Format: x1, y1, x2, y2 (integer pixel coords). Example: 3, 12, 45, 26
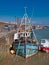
13, 43, 38, 57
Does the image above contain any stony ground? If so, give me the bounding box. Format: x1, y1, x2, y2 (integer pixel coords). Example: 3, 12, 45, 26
0, 23, 49, 65
0, 51, 49, 65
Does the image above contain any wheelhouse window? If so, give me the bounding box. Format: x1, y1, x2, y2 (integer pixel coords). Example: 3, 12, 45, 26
26, 33, 27, 36
41, 40, 45, 43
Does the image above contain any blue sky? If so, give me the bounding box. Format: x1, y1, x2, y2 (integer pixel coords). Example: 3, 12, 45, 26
0, 0, 49, 25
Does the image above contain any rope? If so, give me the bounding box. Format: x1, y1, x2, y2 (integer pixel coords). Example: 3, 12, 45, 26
16, 41, 20, 55
32, 29, 39, 45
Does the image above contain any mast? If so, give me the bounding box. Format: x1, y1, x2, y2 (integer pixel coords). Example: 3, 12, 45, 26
21, 7, 31, 56
24, 7, 27, 32
24, 7, 27, 56
24, 7, 27, 14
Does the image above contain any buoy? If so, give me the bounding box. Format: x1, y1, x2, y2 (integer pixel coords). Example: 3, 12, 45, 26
10, 50, 15, 54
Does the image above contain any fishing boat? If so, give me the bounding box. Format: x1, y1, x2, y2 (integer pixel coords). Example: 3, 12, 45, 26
10, 8, 38, 58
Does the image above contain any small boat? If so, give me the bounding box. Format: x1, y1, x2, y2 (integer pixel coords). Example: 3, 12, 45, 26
39, 39, 49, 53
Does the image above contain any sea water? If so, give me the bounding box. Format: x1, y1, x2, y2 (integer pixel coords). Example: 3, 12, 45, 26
33, 28, 49, 44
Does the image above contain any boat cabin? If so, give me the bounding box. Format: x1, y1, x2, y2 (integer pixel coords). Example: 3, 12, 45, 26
14, 32, 31, 41
20, 32, 31, 38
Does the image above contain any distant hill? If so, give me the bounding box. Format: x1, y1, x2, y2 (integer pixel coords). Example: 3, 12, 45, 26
0, 22, 16, 26
0, 22, 6, 26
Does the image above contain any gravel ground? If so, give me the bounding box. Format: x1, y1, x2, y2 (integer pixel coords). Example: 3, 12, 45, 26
0, 25, 49, 65
0, 51, 49, 65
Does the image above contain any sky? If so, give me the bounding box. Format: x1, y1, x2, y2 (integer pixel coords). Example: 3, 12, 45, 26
0, 0, 49, 25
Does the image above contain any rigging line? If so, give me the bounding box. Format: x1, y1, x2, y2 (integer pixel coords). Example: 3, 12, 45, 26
31, 8, 39, 45
32, 29, 39, 45
16, 40, 21, 55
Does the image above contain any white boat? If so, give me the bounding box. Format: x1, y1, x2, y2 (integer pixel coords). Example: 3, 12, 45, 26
39, 39, 49, 53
